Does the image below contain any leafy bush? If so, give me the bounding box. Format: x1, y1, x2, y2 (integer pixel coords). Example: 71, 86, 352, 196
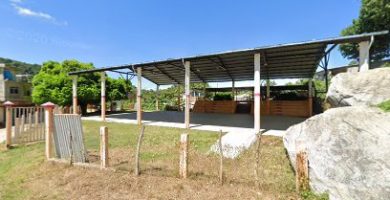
213, 93, 232, 101
300, 190, 329, 200
378, 99, 390, 112
273, 91, 307, 101
164, 105, 180, 111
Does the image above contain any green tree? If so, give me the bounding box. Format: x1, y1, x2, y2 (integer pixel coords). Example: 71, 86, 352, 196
106, 77, 133, 110
32, 60, 100, 114
340, 0, 390, 61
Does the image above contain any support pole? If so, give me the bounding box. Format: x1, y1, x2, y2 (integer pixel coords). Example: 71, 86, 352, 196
101, 72, 106, 121
4, 101, 14, 149
266, 79, 271, 115
72, 76, 78, 114
100, 126, 109, 168
179, 133, 188, 178
137, 68, 142, 125
358, 40, 370, 72
155, 85, 160, 111
203, 83, 207, 99
254, 53, 261, 133
176, 84, 181, 111
308, 79, 313, 117
184, 61, 191, 129
42, 102, 55, 160
232, 81, 235, 101
325, 67, 329, 92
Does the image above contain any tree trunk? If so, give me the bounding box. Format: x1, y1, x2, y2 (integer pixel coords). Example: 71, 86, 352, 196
110, 101, 114, 111
80, 104, 88, 115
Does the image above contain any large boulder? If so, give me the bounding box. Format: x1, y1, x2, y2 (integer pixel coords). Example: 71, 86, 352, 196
326, 68, 390, 107
283, 106, 390, 200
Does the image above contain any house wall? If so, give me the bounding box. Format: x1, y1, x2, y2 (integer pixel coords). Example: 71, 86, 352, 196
4, 81, 32, 105
0, 64, 33, 127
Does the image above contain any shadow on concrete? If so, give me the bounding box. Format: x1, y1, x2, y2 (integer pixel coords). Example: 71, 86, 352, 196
98, 111, 306, 131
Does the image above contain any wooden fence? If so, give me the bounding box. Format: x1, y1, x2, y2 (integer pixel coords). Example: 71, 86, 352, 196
11, 106, 45, 144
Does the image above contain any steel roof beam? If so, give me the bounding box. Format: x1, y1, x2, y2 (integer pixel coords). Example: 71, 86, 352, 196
206, 56, 234, 81
168, 62, 206, 83
153, 64, 181, 84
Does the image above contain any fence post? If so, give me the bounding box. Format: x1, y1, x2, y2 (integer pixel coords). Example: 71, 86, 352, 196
179, 133, 189, 178
100, 126, 109, 169
254, 131, 262, 190
295, 140, 309, 193
135, 125, 145, 176
4, 101, 14, 149
42, 102, 55, 160
219, 130, 224, 185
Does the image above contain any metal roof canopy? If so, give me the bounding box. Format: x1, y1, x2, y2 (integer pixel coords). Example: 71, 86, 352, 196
69, 31, 388, 85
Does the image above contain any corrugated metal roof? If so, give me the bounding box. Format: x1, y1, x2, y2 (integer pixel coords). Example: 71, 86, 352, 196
69, 31, 389, 85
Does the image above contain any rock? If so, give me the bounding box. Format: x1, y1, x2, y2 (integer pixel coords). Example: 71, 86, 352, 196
283, 106, 390, 200
326, 68, 390, 107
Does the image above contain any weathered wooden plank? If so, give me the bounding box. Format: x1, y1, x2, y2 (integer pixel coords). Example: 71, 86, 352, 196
179, 133, 189, 178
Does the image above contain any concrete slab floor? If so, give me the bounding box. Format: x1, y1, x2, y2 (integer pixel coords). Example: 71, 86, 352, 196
82, 111, 306, 135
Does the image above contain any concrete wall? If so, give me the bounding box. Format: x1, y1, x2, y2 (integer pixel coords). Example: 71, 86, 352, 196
4, 81, 32, 105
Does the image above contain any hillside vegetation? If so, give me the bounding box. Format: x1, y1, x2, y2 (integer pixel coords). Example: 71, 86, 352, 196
0, 57, 41, 75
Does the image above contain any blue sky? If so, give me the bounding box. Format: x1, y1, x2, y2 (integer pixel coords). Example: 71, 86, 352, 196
0, 0, 361, 89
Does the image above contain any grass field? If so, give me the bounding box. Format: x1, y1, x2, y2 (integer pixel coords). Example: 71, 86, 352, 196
0, 120, 326, 199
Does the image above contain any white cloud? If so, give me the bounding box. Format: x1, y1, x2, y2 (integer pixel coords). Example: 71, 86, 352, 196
10, 0, 24, 3
12, 4, 54, 20
10, 1, 67, 26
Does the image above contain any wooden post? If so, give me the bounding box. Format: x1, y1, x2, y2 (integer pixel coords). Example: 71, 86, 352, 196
296, 140, 309, 192
254, 132, 262, 189
34, 110, 39, 141
69, 131, 73, 165
232, 81, 235, 101
27, 111, 32, 142
72, 76, 78, 114
219, 130, 224, 184
184, 61, 191, 129
155, 85, 160, 111
100, 126, 109, 168
254, 53, 261, 133
296, 151, 309, 192
136, 67, 142, 125
14, 117, 20, 144
4, 101, 14, 148
42, 102, 55, 159
308, 79, 313, 117
101, 72, 106, 121
179, 133, 188, 178
135, 125, 145, 176
266, 79, 271, 115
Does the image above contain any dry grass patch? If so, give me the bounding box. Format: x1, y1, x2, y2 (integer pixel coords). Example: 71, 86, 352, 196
1, 120, 304, 199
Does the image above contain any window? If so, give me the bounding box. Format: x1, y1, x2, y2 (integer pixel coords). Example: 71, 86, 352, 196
24, 89, 31, 96
10, 87, 19, 94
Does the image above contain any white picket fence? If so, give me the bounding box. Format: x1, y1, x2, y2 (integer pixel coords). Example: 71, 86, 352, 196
11, 107, 45, 144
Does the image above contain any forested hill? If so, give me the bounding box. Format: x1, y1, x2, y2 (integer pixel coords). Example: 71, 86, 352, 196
0, 57, 41, 75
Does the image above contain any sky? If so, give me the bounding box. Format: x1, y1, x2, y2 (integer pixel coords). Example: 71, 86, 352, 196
0, 0, 361, 89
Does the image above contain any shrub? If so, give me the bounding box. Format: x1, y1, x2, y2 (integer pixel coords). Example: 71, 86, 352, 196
378, 99, 390, 112
213, 93, 232, 101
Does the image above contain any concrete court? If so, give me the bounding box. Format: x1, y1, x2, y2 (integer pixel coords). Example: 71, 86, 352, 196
82, 111, 306, 136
